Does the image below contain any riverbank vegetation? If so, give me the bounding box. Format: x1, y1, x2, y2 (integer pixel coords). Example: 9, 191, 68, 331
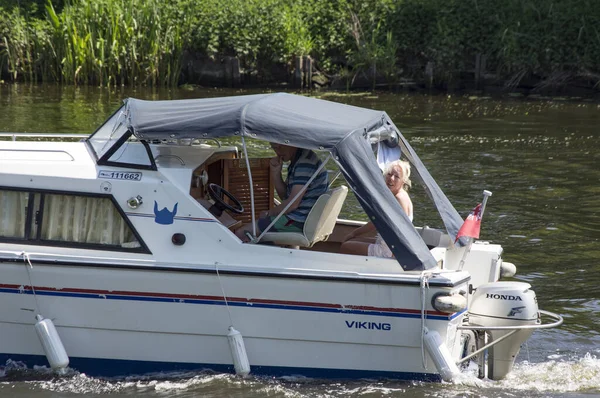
1, 0, 599, 92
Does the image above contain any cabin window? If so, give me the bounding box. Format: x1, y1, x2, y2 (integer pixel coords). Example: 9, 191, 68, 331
40, 194, 140, 247
0, 188, 143, 251
0, 190, 29, 238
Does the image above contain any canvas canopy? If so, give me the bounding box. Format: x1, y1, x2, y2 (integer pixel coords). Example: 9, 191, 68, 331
122, 93, 464, 271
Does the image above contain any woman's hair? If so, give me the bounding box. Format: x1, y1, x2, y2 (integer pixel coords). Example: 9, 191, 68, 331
384, 160, 412, 191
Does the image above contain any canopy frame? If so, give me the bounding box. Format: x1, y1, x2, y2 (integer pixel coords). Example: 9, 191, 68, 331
83, 93, 466, 271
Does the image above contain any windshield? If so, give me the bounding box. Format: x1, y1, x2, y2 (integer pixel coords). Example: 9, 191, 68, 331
87, 106, 129, 160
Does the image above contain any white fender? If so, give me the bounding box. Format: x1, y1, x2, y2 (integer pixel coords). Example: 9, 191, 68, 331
500, 261, 517, 278
432, 293, 468, 314
423, 328, 460, 382
227, 326, 250, 376
34, 315, 69, 373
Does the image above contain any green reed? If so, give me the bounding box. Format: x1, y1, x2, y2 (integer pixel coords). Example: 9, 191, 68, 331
1, 0, 599, 88
0, 0, 186, 85
44, 0, 185, 86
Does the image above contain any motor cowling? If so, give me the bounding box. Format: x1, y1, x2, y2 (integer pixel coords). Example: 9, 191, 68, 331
468, 281, 539, 380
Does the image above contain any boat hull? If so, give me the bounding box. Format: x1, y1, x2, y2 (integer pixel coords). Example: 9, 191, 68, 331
0, 260, 464, 380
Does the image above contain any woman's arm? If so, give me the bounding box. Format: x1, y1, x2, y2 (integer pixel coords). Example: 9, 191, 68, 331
343, 221, 376, 241
396, 190, 413, 219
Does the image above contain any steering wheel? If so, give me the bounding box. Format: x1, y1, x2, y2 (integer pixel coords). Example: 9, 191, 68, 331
207, 183, 244, 216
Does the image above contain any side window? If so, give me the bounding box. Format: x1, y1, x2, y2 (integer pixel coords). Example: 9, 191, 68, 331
40, 193, 140, 248
0, 188, 142, 251
0, 190, 29, 238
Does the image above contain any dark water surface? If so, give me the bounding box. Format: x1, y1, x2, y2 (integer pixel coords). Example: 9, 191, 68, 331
1, 84, 599, 397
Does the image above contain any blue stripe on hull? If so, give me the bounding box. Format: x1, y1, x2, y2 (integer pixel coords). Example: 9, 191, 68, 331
0, 288, 459, 321
0, 353, 441, 382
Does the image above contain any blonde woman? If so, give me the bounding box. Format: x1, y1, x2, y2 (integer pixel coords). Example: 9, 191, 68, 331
340, 160, 413, 257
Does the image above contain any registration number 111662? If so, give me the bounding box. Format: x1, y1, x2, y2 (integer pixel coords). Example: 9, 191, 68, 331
98, 170, 143, 181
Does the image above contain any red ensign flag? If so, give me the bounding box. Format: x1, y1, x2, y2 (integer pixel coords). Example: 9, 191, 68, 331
455, 203, 482, 242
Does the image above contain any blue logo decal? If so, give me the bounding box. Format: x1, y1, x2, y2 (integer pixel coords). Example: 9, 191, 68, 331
345, 320, 391, 331
154, 201, 178, 225
508, 306, 526, 317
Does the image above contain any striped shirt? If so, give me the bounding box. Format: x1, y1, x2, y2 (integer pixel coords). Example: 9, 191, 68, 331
285, 149, 328, 223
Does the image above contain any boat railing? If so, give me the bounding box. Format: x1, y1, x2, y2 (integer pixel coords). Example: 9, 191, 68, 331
1, 133, 224, 147
456, 309, 563, 365
148, 138, 222, 147
0, 133, 86, 141
2, 133, 232, 154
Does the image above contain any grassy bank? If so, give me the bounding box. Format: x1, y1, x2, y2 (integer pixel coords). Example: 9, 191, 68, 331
1, 0, 599, 90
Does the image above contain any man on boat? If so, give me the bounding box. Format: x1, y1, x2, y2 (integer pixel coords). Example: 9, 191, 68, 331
235, 143, 328, 241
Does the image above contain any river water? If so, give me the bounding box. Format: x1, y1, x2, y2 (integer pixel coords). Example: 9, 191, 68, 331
0, 84, 599, 397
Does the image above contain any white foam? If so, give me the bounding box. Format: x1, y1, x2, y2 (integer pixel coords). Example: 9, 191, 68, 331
498, 353, 600, 392
9, 354, 600, 395
422, 353, 600, 395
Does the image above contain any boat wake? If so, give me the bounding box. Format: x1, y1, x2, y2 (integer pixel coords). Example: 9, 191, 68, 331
497, 353, 600, 393
439, 353, 600, 396
2, 354, 600, 396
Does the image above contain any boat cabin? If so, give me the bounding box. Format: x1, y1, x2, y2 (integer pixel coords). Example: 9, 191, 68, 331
0, 122, 447, 271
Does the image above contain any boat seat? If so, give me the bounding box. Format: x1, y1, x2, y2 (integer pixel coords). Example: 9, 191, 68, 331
419, 226, 453, 248
261, 185, 348, 248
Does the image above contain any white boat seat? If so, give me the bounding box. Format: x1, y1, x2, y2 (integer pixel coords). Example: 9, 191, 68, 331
261, 185, 348, 248
419, 226, 453, 248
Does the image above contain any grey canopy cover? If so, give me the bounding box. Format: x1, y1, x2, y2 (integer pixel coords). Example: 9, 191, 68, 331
124, 93, 463, 270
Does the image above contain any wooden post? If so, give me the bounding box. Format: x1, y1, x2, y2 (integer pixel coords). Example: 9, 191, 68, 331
294, 56, 303, 88
231, 57, 241, 87
224, 56, 241, 88
480, 55, 486, 90
475, 54, 481, 90
475, 54, 481, 89
425, 62, 434, 89
224, 57, 233, 88
475, 54, 487, 90
303, 56, 312, 89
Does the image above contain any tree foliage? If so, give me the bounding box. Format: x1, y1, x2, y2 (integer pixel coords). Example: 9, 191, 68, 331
1, 0, 599, 87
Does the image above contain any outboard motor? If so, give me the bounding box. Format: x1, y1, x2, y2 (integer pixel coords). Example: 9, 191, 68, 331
468, 281, 539, 380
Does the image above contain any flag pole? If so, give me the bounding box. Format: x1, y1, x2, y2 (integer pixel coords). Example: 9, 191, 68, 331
458, 190, 493, 271
480, 190, 493, 219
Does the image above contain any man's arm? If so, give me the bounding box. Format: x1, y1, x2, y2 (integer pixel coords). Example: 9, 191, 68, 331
264, 184, 304, 217
270, 156, 287, 199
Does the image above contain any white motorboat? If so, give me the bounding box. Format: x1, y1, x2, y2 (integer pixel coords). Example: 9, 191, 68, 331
0, 93, 561, 381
